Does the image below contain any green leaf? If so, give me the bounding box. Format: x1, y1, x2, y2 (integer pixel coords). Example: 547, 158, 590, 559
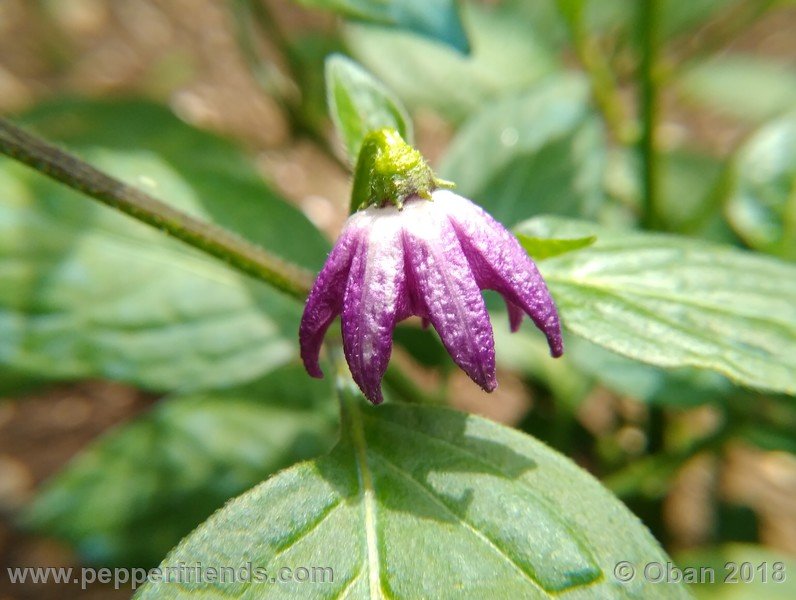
724, 112, 796, 260
24, 365, 338, 567
439, 74, 606, 225
136, 399, 685, 599
325, 54, 413, 163
516, 216, 796, 396
565, 337, 732, 407
660, 151, 724, 233
344, 1, 558, 123
677, 54, 796, 123
0, 100, 328, 391
296, 0, 469, 53
516, 232, 597, 261
676, 544, 796, 600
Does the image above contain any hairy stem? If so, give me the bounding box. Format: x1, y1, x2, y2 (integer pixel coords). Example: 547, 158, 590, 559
0, 117, 314, 299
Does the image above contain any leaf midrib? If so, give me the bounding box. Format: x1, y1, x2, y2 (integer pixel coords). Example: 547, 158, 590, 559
349, 402, 384, 599
368, 449, 553, 597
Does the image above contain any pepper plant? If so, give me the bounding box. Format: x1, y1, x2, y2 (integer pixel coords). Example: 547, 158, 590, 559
1, 1, 795, 598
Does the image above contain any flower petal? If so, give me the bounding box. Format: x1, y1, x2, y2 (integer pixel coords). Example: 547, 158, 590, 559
438, 190, 564, 357
505, 299, 525, 333
341, 211, 406, 404
402, 201, 497, 391
299, 220, 363, 378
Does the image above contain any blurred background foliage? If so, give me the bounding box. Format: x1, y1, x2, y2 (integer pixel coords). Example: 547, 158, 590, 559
0, 0, 795, 598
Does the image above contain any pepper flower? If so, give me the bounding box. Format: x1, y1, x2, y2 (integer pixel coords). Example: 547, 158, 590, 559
300, 129, 562, 404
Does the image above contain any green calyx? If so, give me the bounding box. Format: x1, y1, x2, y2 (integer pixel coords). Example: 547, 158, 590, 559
349, 128, 453, 213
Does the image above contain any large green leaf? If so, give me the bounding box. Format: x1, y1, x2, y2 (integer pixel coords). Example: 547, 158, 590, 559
344, 1, 558, 123
677, 54, 796, 123
0, 100, 328, 391
439, 74, 606, 225
295, 0, 469, 53
24, 365, 338, 567
325, 54, 413, 163
517, 217, 796, 396
137, 398, 685, 599
724, 112, 796, 260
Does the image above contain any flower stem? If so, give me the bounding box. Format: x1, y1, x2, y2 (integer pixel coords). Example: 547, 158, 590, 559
639, 0, 663, 230
0, 117, 314, 300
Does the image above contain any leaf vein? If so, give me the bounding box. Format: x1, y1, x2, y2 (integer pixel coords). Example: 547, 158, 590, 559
368, 450, 552, 597
272, 499, 343, 558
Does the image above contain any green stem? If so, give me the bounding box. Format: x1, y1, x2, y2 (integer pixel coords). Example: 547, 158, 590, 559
639, 0, 662, 229
0, 117, 314, 300
556, 0, 634, 144
232, 0, 348, 171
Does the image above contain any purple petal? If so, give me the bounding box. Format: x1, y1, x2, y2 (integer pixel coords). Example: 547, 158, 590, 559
402, 202, 497, 391
299, 220, 363, 378
341, 213, 406, 404
438, 191, 564, 357
505, 300, 524, 333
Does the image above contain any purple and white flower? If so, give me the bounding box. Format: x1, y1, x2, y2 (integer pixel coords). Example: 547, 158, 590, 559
299, 190, 563, 404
